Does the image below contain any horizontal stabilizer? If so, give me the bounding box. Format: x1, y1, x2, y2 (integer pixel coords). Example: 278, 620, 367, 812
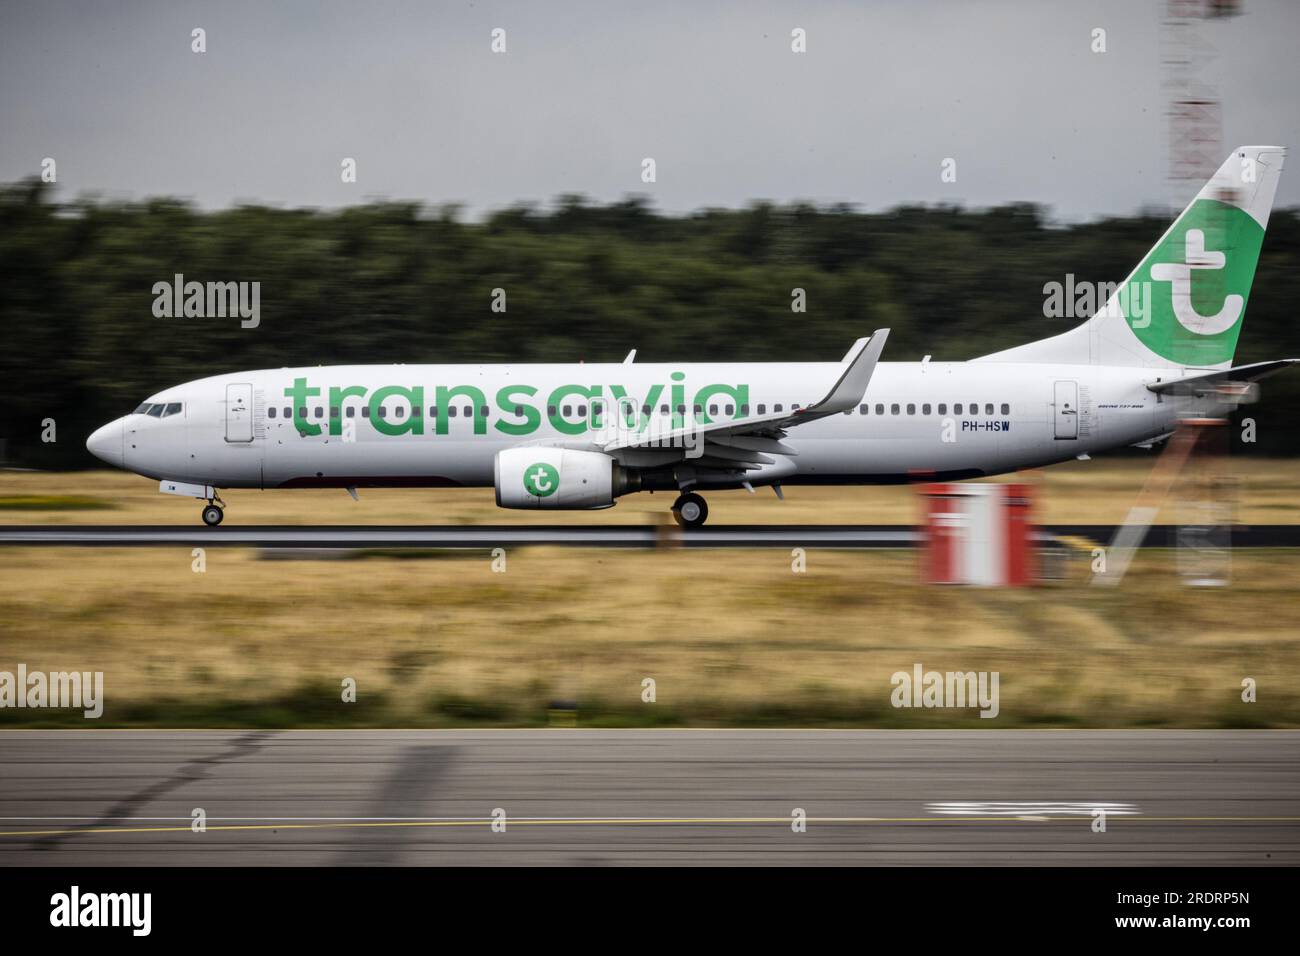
1146, 359, 1299, 394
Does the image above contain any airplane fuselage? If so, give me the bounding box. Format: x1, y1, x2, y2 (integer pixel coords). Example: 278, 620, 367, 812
91, 360, 1209, 492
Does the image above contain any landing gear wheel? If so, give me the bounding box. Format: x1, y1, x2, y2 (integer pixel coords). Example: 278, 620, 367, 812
201, 504, 224, 527
671, 492, 708, 529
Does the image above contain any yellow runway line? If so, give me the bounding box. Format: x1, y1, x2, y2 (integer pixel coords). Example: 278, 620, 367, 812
4, 815, 1300, 839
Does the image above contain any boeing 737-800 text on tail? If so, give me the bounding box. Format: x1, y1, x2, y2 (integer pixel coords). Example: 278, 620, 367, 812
88, 147, 1295, 527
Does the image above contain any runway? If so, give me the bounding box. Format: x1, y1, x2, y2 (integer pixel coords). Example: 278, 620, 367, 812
0, 730, 1296, 866
2, 523, 1298, 549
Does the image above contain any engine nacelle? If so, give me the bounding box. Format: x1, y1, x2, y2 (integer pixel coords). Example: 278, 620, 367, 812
494, 447, 639, 509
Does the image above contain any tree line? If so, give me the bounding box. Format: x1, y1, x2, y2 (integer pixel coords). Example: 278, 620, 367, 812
2, 179, 1298, 467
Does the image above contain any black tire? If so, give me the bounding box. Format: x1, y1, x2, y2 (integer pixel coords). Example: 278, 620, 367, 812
201, 504, 224, 527
671, 492, 708, 529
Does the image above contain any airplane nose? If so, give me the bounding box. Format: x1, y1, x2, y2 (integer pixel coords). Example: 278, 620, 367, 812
86, 419, 125, 468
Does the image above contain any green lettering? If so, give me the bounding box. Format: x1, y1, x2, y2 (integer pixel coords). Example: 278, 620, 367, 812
368, 385, 424, 436
285, 377, 321, 436
546, 385, 602, 436
495, 385, 541, 436
328, 385, 368, 436
693, 384, 750, 423
435, 385, 488, 435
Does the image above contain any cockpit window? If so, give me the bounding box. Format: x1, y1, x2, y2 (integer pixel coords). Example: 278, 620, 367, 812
147, 404, 165, 417
162, 403, 183, 417
134, 403, 154, 415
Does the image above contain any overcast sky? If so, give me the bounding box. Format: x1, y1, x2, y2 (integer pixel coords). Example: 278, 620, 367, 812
2, 0, 1297, 220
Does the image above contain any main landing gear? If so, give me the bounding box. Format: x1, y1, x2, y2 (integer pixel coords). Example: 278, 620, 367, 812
671, 492, 708, 529
201, 497, 225, 526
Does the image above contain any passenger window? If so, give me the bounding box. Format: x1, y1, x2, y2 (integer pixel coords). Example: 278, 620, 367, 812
377, 406, 386, 419
954, 404, 962, 415
907, 404, 916, 415
725, 404, 735, 416
361, 407, 370, 418
1001, 403, 1010, 415
449, 406, 458, 418
775, 404, 783, 413
514, 405, 525, 416
464, 406, 473, 418
284, 407, 291, 418
331, 407, 340, 419
875, 404, 884, 415
676, 404, 686, 414
693, 404, 703, 416
859, 404, 869, 415
411, 406, 420, 418
757, 404, 766, 415
547, 406, 556, 416
563, 405, 573, 417
985, 403, 994, 415
268, 407, 277, 419
709, 404, 719, 416
393, 406, 404, 418
970, 402, 979, 415
479, 406, 488, 418
922, 403, 931, 415
429, 407, 438, 418
792, 403, 801, 410
298, 406, 308, 419
891, 404, 900, 415
660, 404, 669, 414
346, 407, 356, 418
642, 405, 651, 415
740, 404, 749, 415
938, 403, 947, 415
576, 405, 587, 417
312, 407, 322, 419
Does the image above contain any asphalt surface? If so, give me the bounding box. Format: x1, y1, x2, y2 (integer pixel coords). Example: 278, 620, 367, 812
0, 730, 1295, 866
1, 524, 1297, 549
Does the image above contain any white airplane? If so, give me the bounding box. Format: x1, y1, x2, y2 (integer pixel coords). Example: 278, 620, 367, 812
88, 146, 1294, 528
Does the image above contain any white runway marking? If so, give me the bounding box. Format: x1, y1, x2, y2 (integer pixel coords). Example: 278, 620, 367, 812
925, 801, 1140, 818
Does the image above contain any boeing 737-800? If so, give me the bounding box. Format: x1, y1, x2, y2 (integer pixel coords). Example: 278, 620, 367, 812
87, 147, 1294, 527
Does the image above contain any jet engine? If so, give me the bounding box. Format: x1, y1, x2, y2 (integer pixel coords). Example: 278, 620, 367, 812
494, 447, 639, 509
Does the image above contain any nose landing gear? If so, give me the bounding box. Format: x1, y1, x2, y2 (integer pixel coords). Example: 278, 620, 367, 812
201, 496, 226, 527
671, 492, 708, 529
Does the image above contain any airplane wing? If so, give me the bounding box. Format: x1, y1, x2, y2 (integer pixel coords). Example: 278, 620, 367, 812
1146, 359, 1299, 396
601, 330, 889, 472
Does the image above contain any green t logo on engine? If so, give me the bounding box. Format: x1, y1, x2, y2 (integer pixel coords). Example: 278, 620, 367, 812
524, 462, 559, 497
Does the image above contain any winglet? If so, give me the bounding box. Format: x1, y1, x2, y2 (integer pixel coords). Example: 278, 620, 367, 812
812, 330, 889, 414
841, 337, 870, 363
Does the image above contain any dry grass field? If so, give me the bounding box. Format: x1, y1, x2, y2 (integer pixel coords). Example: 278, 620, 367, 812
1, 459, 1298, 728
2, 456, 1299, 526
